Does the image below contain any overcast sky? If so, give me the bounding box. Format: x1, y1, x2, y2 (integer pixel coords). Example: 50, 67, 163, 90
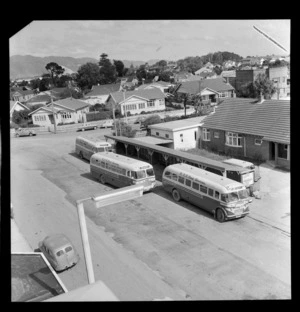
9, 20, 290, 61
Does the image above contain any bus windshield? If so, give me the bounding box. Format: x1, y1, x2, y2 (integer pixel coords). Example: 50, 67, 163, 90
146, 168, 154, 177
222, 189, 249, 202
132, 171, 147, 179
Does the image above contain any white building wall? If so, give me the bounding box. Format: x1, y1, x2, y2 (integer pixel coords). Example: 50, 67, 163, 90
121, 97, 165, 115
173, 127, 200, 150
150, 126, 201, 150
83, 95, 109, 105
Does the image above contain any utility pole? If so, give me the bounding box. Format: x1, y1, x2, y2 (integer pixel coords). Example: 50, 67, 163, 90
50, 91, 57, 134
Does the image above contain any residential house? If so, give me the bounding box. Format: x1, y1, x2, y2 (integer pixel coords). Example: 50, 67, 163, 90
136, 81, 173, 93
10, 101, 30, 123
199, 97, 290, 169
175, 77, 236, 105
10, 89, 36, 102
223, 60, 236, 69
266, 65, 289, 99
221, 70, 236, 87
28, 97, 90, 127
194, 62, 214, 76
106, 88, 166, 116
25, 93, 52, 108
83, 83, 122, 105
174, 71, 194, 83
148, 116, 207, 150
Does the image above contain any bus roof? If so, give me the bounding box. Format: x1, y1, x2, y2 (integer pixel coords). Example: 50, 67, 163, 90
91, 152, 153, 171
76, 136, 111, 147
164, 163, 246, 192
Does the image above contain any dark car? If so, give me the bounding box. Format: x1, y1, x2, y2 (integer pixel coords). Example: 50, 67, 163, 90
38, 234, 79, 272
77, 123, 98, 131
15, 128, 37, 137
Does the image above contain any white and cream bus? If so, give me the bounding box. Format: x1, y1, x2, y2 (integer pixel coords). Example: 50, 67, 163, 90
90, 152, 156, 192
162, 163, 252, 222
75, 136, 114, 161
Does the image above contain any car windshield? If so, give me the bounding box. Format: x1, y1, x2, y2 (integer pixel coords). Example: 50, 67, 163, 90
146, 168, 154, 177
56, 250, 64, 257
96, 147, 105, 152
65, 246, 73, 253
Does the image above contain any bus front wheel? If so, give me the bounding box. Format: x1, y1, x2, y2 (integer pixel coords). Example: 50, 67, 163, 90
216, 208, 226, 223
172, 189, 181, 202
100, 175, 106, 185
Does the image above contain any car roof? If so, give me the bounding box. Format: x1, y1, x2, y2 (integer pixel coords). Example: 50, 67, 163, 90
43, 234, 72, 250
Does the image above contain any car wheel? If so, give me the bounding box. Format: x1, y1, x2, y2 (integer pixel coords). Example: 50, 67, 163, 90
15, 133, 19, 137
100, 175, 106, 185
94, 127, 97, 130
172, 189, 181, 202
79, 151, 84, 159
29, 132, 33, 136
82, 129, 85, 131
216, 208, 226, 223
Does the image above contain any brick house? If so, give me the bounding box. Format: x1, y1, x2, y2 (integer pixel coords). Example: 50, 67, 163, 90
199, 98, 290, 169
234, 68, 266, 93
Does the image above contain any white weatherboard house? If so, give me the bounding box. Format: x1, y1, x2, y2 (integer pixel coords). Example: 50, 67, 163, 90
10, 100, 30, 123
106, 88, 166, 115
148, 116, 207, 151
28, 98, 90, 126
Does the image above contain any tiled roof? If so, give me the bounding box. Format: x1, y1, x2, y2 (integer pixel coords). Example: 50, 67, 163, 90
52, 97, 89, 111
11, 89, 35, 96
26, 94, 51, 103
86, 83, 121, 96
176, 77, 234, 94
110, 88, 166, 104
201, 98, 290, 144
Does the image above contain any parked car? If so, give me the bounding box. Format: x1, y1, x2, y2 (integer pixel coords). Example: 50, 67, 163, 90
77, 123, 98, 131
38, 234, 79, 272
99, 120, 114, 128
15, 128, 37, 137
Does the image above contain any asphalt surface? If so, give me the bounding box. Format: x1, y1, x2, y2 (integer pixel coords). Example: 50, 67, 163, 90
10, 129, 291, 300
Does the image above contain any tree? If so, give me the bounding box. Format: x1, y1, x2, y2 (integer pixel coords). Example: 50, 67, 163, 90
142, 115, 162, 128
45, 62, 65, 87
99, 53, 117, 84
56, 75, 72, 88
76, 62, 101, 90
113, 60, 125, 77
238, 73, 276, 99
159, 71, 173, 82
136, 64, 147, 82
12, 109, 30, 125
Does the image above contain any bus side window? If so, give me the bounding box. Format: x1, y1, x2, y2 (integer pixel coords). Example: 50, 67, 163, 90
221, 194, 228, 202
131, 171, 137, 179
214, 191, 220, 199
208, 188, 214, 197
100, 161, 105, 168
127, 171, 131, 177
200, 185, 207, 194
192, 182, 199, 191
178, 176, 184, 184
171, 173, 178, 181
185, 179, 192, 187
164, 171, 171, 179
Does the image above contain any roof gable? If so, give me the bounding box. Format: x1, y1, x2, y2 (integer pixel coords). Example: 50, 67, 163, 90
201, 98, 290, 144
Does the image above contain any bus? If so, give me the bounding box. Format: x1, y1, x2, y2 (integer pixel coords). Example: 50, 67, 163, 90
162, 163, 252, 222
90, 152, 156, 192
75, 136, 113, 161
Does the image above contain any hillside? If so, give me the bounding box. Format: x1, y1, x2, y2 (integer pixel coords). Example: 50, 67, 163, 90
10, 55, 159, 80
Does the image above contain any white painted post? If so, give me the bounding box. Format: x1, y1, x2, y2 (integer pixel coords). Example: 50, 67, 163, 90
77, 200, 95, 284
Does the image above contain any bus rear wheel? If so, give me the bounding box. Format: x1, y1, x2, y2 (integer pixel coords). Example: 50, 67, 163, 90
216, 208, 226, 223
172, 189, 181, 202
100, 175, 106, 185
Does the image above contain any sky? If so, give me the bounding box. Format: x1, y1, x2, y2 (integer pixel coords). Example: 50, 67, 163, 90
9, 20, 290, 62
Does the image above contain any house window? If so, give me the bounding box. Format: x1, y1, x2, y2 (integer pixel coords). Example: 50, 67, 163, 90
202, 128, 211, 141
159, 99, 164, 105
278, 144, 288, 159
147, 100, 155, 107
156, 132, 159, 136
165, 134, 169, 139
180, 134, 183, 142
194, 131, 197, 141
226, 132, 242, 147
255, 139, 262, 145
214, 132, 219, 139
219, 92, 227, 98
34, 115, 46, 121
138, 103, 145, 109
62, 112, 72, 119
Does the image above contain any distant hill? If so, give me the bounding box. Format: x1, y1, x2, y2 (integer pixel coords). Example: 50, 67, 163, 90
10, 55, 161, 80
10, 55, 98, 80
